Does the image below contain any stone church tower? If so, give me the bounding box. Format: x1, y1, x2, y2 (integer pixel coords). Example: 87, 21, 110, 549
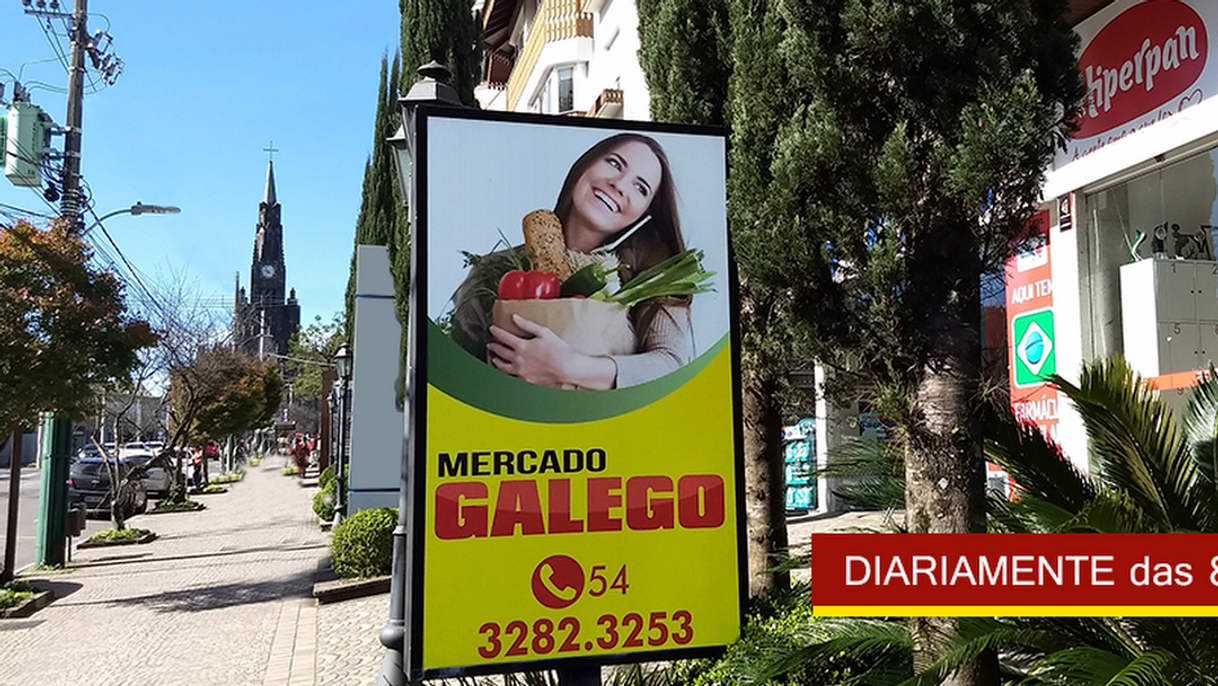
234, 160, 300, 359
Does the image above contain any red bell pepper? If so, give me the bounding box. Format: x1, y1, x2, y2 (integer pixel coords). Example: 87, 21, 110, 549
498, 270, 560, 300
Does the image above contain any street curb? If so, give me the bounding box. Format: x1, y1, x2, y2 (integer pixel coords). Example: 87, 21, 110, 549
0, 590, 53, 619
312, 576, 391, 605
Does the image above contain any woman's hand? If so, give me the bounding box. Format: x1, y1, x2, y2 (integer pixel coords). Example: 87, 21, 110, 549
488, 314, 617, 389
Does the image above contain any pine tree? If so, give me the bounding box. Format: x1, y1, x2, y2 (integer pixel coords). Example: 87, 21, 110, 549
638, 0, 803, 598
728, 1, 1083, 682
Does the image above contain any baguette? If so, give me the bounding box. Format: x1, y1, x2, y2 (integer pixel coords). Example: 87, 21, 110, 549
523, 209, 571, 279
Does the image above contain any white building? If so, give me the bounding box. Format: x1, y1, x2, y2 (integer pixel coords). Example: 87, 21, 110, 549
477, 0, 648, 119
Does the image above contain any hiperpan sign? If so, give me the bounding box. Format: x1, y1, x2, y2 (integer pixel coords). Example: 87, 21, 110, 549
402, 107, 745, 678
1058, 0, 1216, 166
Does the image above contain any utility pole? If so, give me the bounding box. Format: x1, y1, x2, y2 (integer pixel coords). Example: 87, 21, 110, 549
61, 0, 87, 231
29, 0, 88, 568
3, 430, 23, 584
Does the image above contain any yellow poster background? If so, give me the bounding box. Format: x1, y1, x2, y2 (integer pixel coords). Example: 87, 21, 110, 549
421, 346, 741, 670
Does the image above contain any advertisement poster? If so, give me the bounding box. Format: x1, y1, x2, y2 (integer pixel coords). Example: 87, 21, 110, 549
407, 108, 743, 677
1055, 0, 1217, 169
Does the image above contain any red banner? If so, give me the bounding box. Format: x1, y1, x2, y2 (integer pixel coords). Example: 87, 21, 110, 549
810, 533, 1218, 616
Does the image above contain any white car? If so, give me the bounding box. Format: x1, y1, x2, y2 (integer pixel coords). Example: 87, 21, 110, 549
119, 442, 150, 459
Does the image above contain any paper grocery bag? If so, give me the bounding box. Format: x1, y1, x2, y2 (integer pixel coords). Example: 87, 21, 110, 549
492, 298, 635, 357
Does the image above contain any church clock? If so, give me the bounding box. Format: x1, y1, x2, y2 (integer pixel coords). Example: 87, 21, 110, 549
260, 263, 277, 279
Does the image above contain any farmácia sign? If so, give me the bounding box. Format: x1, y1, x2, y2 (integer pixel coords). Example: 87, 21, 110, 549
401, 107, 744, 679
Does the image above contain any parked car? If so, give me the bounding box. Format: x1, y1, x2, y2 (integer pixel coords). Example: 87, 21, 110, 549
122, 451, 173, 498
119, 442, 150, 458
67, 458, 148, 517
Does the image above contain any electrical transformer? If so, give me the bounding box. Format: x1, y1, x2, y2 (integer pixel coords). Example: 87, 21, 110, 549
5, 102, 52, 187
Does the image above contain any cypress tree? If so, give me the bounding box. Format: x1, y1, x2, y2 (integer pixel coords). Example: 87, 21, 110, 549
638, 0, 803, 598
400, 0, 481, 108
344, 53, 402, 341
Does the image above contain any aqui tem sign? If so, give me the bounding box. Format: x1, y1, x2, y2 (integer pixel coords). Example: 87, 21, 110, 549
1013, 308, 1056, 387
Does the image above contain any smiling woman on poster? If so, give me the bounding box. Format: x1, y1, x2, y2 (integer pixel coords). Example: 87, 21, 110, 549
448, 133, 708, 390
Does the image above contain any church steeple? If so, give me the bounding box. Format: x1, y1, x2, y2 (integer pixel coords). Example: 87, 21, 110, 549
234, 150, 299, 360
264, 158, 277, 207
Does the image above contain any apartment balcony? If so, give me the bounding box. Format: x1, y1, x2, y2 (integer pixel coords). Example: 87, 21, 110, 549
586, 88, 623, 118
506, 0, 594, 111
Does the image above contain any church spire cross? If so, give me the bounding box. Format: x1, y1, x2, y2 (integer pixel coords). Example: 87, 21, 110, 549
263, 141, 279, 162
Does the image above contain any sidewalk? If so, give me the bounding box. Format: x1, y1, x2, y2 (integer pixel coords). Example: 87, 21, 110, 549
0, 457, 381, 686
0, 457, 899, 686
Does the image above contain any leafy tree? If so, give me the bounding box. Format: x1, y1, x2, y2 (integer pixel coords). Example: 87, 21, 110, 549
166, 346, 281, 498
285, 314, 344, 404
191, 351, 282, 441
0, 219, 156, 433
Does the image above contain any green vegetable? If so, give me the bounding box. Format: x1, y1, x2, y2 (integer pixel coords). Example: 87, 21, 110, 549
559, 263, 609, 298
608, 249, 715, 308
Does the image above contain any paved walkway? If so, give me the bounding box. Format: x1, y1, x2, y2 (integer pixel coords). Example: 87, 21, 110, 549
0, 456, 382, 686
1, 457, 901, 686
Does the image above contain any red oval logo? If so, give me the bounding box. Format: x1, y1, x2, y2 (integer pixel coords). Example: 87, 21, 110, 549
1075, 0, 1208, 138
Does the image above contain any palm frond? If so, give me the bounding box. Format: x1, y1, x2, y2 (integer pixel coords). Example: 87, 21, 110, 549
818, 437, 906, 511
1181, 373, 1218, 530
728, 617, 912, 686
1051, 358, 1205, 532
987, 491, 1085, 533
1025, 646, 1168, 686
982, 400, 1095, 517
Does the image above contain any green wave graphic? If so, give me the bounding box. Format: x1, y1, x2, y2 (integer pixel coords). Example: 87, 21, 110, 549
427, 320, 728, 423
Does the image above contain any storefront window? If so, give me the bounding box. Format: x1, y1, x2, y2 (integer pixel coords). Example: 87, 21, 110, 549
1082, 148, 1218, 365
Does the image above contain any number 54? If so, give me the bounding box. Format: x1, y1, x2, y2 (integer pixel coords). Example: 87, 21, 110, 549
588, 565, 629, 596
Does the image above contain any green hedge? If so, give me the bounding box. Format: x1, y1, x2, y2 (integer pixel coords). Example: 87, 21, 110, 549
331, 507, 396, 578
317, 465, 335, 490
313, 478, 336, 522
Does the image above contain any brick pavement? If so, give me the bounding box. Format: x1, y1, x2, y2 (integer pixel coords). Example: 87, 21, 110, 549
0, 457, 353, 686
0, 455, 900, 686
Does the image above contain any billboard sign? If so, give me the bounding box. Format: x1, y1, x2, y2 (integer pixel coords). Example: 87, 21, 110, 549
404, 107, 744, 678
1056, 0, 1218, 168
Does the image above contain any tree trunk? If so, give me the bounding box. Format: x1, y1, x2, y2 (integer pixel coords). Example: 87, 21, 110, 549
742, 373, 789, 597
905, 228, 993, 686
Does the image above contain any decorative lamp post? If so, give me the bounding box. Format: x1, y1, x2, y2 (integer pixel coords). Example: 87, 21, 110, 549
376, 61, 462, 686
332, 343, 353, 527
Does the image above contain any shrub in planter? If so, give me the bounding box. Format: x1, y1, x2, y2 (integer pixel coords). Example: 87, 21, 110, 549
317, 465, 335, 491
331, 507, 396, 578
313, 478, 336, 522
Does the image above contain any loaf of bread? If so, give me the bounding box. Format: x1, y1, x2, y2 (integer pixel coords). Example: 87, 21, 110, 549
523, 209, 571, 279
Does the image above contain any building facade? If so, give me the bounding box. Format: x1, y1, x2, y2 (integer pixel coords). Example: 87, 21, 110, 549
233, 160, 300, 359
477, 0, 648, 119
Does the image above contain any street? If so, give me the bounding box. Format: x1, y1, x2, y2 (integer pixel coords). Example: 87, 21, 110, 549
1, 464, 111, 573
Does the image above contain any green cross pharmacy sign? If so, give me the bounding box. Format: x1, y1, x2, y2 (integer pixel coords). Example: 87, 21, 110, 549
1012, 308, 1055, 388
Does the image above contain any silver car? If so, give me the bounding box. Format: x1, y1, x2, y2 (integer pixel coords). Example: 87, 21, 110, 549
123, 451, 173, 497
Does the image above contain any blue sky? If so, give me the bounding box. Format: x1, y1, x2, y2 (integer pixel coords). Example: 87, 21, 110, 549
0, 1, 403, 330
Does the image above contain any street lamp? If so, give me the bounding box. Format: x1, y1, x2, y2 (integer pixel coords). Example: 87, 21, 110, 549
84, 201, 181, 235
332, 344, 353, 528
376, 62, 462, 686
